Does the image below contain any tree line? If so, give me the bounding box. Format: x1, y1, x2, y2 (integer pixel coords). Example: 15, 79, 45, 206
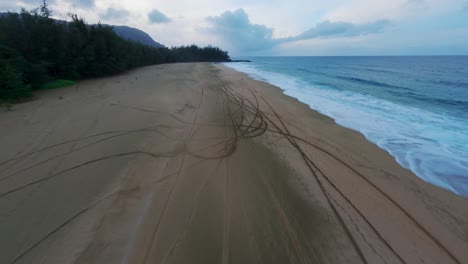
0, 1, 230, 101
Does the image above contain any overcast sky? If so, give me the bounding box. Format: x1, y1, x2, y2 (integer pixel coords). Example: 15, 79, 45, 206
2, 0, 468, 56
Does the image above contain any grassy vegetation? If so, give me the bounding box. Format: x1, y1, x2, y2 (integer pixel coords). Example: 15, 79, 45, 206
39, 79, 76, 90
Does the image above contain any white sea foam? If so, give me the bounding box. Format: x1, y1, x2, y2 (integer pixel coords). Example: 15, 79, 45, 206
225, 62, 468, 196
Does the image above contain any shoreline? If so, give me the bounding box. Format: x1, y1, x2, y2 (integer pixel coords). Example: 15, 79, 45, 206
223, 61, 467, 197
0, 63, 467, 263
217, 63, 468, 262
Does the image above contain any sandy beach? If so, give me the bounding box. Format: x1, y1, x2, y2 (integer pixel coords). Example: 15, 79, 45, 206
0, 63, 467, 264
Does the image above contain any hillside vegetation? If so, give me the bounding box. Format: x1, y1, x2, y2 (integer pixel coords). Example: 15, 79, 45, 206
0, 1, 230, 102
112, 25, 165, 48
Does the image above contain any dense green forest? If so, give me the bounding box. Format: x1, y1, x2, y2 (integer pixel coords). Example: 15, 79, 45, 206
0, 1, 230, 102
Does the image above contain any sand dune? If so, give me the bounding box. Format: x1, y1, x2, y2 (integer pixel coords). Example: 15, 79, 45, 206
0, 63, 467, 264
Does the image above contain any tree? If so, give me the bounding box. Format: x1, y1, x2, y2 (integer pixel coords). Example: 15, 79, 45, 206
0, 46, 32, 101
40, 0, 51, 18
0, 4, 230, 101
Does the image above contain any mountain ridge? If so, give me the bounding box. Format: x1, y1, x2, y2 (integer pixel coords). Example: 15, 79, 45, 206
110, 25, 165, 48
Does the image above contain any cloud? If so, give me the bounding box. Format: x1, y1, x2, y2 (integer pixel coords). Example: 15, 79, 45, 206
148, 9, 171, 24
14, 0, 92, 8
66, 0, 94, 8
100, 7, 129, 21
293, 20, 391, 40
0, 3, 16, 11
208, 9, 391, 54
71, 0, 94, 7
1, 0, 56, 10
207, 8, 276, 52
405, 0, 429, 11
19, 0, 56, 4
406, 0, 427, 7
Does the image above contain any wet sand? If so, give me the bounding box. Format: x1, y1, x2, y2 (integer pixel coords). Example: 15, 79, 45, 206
0, 63, 467, 264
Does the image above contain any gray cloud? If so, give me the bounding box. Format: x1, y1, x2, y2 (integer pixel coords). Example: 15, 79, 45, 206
20, 0, 93, 8
1, 0, 93, 12
292, 20, 391, 41
66, 0, 94, 8
0, 3, 16, 11
21, 0, 56, 4
207, 9, 276, 52
0, 0, 56, 11
100, 7, 129, 21
208, 9, 391, 54
148, 9, 171, 24
405, 0, 429, 11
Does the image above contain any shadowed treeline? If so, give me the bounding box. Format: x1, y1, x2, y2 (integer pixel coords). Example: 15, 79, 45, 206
0, 1, 230, 102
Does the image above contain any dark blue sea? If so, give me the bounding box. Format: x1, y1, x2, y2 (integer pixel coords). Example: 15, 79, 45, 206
226, 56, 468, 196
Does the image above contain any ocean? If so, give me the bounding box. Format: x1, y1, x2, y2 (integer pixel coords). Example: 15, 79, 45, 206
225, 56, 468, 196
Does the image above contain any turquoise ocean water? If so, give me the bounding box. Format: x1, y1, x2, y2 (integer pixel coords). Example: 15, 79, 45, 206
225, 56, 468, 196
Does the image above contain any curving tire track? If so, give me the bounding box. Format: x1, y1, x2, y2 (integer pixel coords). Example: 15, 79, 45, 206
1, 64, 462, 264
220, 76, 460, 264
211, 76, 461, 263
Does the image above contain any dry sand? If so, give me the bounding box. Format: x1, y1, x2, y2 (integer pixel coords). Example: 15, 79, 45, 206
0, 63, 467, 264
